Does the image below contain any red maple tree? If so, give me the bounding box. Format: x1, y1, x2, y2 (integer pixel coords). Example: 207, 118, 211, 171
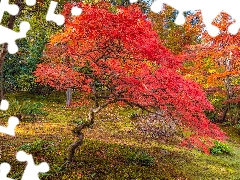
34, 2, 226, 160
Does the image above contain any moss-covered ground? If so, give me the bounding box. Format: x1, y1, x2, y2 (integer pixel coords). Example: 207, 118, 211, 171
0, 91, 240, 179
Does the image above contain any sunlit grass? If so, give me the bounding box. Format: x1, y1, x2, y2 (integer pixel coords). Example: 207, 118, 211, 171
0, 91, 240, 179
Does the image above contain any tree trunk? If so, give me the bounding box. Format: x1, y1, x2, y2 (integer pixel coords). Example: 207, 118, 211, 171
66, 88, 73, 107
237, 102, 240, 124
221, 52, 232, 122
221, 75, 231, 122
221, 105, 229, 123
67, 99, 117, 162
67, 131, 84, 162
0, 44, 8, 100
0, 0, 23, 100
67, 109, 95, 162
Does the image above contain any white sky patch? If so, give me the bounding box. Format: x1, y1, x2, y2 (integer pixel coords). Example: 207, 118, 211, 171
149, 0, 240, 37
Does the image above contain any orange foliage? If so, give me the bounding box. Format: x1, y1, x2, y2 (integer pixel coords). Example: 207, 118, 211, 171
182, 12, 240, 103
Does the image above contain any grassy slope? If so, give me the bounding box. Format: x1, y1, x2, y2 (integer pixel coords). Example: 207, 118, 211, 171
0, 91, 240, 180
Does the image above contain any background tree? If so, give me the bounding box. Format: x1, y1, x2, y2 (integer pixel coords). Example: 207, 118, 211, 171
182, 12, 240, 123
0, 0, 23, 99
147, 4, 203, 55
34, 2, 226, 161
0, 0, 80, 96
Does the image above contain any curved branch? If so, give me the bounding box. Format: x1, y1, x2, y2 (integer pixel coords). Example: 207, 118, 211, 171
67, 99, 117, 162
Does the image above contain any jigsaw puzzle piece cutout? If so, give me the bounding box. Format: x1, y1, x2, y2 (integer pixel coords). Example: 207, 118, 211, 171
16, 151, 50, 180
201, 0, 240, 36
71, 6, 82, 16
151, 0, 240, 36
150, 0, 202, 24
0, 116, 19, 136
129, 0, 138, 3
46, 1, 65, 26
150, 0, 165, 14
0, 21, 30, 54
25, 0, 36, 6
0, 99, 9, 111
223, 0, 240, 34
150, 0, 200, 15
150, 0, 222, 37
0, 163, 14, 180
201, 7, 221, 37
228, 22, 239, 34
174, 11, 186, 25
0, 0, 19, 22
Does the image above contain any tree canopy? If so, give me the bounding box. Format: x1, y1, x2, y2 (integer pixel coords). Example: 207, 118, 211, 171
182, 12, 240, 123
34, 2, 226, 155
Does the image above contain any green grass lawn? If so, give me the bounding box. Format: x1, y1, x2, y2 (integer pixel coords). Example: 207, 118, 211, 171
0, 91, 240, 179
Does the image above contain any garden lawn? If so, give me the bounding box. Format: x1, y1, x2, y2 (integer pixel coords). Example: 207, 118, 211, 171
0, 91, 240, 179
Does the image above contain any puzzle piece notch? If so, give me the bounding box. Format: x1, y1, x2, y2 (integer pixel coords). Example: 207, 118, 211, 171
150, 0, 240, 37
129, 0, 138, 3
71, 6, 82, 16
0, 116, 19, 136
0, 0, 82, 54
150, 1, 204, 30
175, 10, 220, 37
0, 99, 9, 111
25, 0, 36, 6
228, 23, 239, 34
0, 163, 14, 180
0, 151, 50, 180
46, 1, 83, 25
46, 1, 65, 26
0, 21, 30, 54
0, 0, 36, 54
0, 0, 19, 23
16, 151, 50, 180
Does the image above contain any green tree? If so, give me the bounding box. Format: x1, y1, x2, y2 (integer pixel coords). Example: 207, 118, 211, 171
148, 4, 203, 54
0, 0, 66, 96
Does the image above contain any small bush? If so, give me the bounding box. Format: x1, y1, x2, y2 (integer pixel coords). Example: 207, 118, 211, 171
129, 112, 139, 119
210, 141, 231, 155
18, 139, 56, 155
16, 74, 38, 92
1, 99, 48, 120
126, 151, 155, 166
20, 101, 47, 115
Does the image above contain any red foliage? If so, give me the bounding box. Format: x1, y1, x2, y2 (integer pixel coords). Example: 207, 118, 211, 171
34, 2, 226, 152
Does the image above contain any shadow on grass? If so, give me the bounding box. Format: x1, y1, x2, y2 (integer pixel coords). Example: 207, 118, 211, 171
2, 132, 240, 180
1, 135, 170, 179
1, 92, 240, 179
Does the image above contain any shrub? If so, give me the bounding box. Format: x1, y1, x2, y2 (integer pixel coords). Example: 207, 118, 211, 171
126, 151, 155, 166
18, 139, 56, 155
210, 141, 231, 155
20, 101, 47, 116
16, 74, 38, 92
129, 112, 139, 119
1, 99, 48, 120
